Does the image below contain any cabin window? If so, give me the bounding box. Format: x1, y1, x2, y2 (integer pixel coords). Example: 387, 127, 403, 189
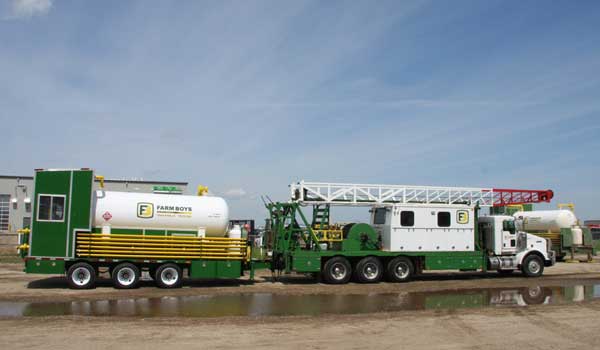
374, 208, 387, 225
37, 195, 65, 222
437, 212, 451, 227
400, 211, 414, 227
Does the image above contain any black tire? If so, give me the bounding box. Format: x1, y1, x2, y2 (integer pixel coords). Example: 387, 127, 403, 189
521, 254, 544, 277
112, 263, 141, 289
154, 263, 183, 289
386, 256, 414, 282
354, 257, 383, 283
67, 262, 96, 289
322, 257, 352, 284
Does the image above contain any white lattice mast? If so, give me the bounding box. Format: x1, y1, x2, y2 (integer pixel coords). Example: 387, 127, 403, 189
290, 181, 553, 207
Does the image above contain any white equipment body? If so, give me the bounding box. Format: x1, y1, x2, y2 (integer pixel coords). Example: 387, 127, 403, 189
373, 204, 475, 252
93, 190, 229, 236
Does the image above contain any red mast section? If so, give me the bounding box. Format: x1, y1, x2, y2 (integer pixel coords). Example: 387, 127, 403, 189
490, 188, 554, 207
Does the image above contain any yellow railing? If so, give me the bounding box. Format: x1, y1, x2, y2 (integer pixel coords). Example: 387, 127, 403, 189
76, 233, 247, 260
535, 232, 561, 247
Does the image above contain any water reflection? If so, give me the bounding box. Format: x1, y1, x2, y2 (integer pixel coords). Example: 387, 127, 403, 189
0, 284, 598, 318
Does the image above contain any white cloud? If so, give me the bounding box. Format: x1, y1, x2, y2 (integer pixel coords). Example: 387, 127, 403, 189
6, 0, 52, 19
223, 188, 247, 199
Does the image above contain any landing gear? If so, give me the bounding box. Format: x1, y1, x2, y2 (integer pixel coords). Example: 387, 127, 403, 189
322, 257, 352, 284
354, 257, 383, 283
386, 257, 414, 282
67, 262, 96, 289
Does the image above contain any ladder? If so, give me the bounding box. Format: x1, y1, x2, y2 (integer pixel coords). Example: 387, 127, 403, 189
312, 204, 330, 229
290, 181, 553, 207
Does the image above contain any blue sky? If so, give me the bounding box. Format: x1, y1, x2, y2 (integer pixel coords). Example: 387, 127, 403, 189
1, 0, 600, 221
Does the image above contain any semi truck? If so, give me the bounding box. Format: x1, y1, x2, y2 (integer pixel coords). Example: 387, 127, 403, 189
18, 169, 556, 289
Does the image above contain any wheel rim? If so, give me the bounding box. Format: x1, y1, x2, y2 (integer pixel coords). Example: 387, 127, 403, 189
527, 286, 542, 298
72, 267, 91, 286
331, 263, 348, 281
363, 262, 379, 280
160, 267, 179, 286
528, 259, 541, 274
394, 262, 410, 279
117, 267, 136, 286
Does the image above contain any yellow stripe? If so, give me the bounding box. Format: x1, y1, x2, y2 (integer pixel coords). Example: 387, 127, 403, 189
75, 233, 246, 242
76, 253, 244, 260
76, 240, 245, 248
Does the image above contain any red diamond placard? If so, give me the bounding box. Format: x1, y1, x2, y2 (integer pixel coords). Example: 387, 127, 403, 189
102, 211, 112, 221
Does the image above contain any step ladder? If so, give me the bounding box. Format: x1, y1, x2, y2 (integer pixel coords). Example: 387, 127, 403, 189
312, 204, 330, 230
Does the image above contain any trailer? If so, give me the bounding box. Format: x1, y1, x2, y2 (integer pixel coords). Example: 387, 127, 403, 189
18, 169, 557, 289
18, 168, 248, 289
512, 204, 595, 261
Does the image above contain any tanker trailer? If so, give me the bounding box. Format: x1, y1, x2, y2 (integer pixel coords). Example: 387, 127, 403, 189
19, 169, 248, 290
93, 190, 230, 237
513, 210, 594, 260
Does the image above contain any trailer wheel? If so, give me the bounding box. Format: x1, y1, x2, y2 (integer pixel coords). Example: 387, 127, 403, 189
386, 257, 414, 282
155, 263, 183, 288
354, 257, 383, 283
67, 262, 96, 289
112, 263, 140, 289
322, 257, 352, 284
521, 254, 544, 277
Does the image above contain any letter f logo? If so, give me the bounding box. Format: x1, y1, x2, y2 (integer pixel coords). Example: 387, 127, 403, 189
137, 202, 154, 218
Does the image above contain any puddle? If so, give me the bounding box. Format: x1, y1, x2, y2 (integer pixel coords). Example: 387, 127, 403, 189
2, 284, 600, 318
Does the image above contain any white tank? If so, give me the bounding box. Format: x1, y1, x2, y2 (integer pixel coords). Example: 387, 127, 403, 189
571, 227, 583, 245
228, 225, 242, 239
93, 190, 229, 236
513, 210, 577, 232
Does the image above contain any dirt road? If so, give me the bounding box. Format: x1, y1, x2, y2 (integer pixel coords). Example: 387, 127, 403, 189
1, 261, 600, 349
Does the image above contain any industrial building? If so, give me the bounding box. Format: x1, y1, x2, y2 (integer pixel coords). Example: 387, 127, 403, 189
0, 174, 188, 233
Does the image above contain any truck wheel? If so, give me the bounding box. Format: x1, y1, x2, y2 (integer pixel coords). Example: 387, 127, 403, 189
521, 254, 544, 277
521, 286, 547, 305
354, 257, 383, 283
386, 257, 414, 282
155, 263, 183, 288
322, 257, 352, 284
67, 262, 96, 289
112, 263, 140, 289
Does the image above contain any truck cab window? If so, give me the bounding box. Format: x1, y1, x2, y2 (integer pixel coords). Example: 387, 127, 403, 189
400, 211, 414, 227
38, 195, 65, 222
374, 208, 387, 225
437, 212, 451, 227
502, 220, 515, 234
